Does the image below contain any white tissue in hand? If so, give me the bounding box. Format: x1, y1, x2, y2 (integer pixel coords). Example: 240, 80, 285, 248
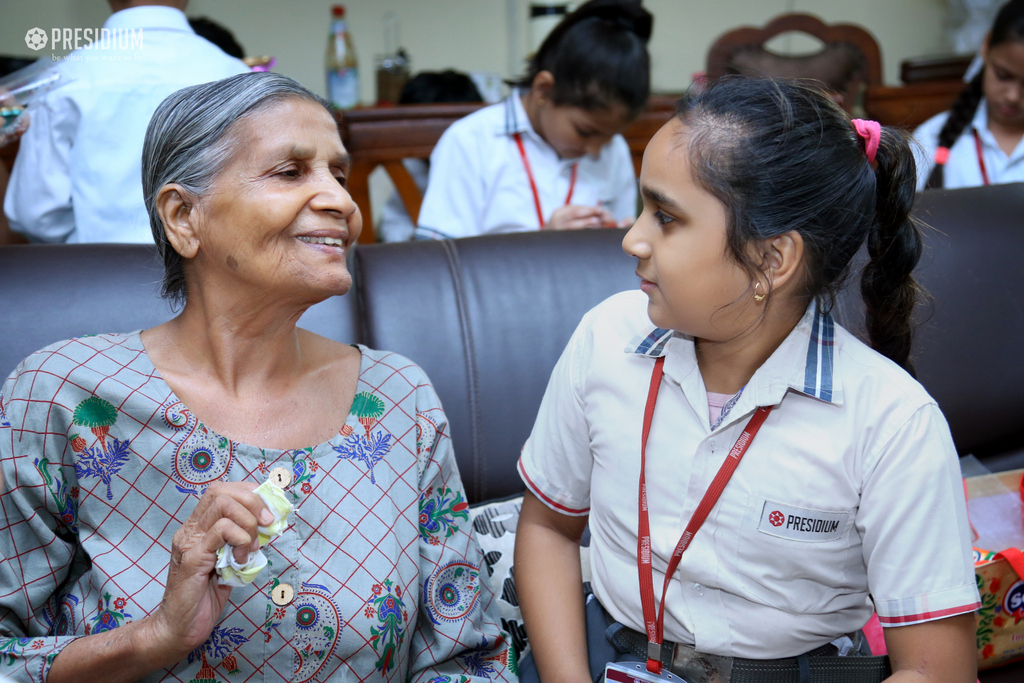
215, 479, 294, 586
215, 545, 268, 587
255, 481, 293, 544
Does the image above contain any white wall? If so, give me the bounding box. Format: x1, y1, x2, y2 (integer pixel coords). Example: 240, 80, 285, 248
2, 0, 951, 102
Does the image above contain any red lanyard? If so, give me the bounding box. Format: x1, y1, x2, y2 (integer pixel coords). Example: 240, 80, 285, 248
513, 132, 577, 229
637, 356, 773, 674
973, 129, 990, 186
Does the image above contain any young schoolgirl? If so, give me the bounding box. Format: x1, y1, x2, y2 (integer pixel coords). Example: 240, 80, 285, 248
915, 0, 1024, 190
414, 0, 651, 240
516, 78, 980, 683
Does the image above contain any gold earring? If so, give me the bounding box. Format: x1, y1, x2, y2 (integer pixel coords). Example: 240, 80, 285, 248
753, 282, 765, 302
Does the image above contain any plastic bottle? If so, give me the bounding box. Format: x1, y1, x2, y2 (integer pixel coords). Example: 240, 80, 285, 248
326, 4, 359, 109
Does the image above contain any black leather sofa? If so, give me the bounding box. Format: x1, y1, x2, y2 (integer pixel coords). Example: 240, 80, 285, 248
1, 182, 1023, 679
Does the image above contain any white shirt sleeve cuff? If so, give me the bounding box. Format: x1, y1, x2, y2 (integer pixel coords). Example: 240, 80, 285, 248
517, 457, 590, 516
874, 583, 981, 626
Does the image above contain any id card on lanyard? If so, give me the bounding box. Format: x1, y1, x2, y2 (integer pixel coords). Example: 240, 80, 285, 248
624, 355, 773, 679
606, 661, 683, 683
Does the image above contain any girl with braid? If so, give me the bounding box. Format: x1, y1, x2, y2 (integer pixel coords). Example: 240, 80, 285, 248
516, 78, 979, 683
915, 0, 1024, 189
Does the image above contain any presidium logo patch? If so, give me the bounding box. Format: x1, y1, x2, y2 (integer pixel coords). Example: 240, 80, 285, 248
757, 500, 848, 542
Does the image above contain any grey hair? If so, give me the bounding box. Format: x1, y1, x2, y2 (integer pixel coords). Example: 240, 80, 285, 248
142, 72, 333, 306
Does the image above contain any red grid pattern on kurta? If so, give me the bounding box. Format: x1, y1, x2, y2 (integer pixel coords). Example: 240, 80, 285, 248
1, 336, 511, 683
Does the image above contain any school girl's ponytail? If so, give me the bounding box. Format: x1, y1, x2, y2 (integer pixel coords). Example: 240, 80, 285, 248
573, 0, 653, 41
924, 73, 983, 189
860, 127, 924, 374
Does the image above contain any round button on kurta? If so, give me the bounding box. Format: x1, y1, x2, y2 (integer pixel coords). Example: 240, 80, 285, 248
269, 466, 292, 488
272, 582, 295, 606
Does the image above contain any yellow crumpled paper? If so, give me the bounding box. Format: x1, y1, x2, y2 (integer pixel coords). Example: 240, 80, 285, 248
215, 479, 294, 587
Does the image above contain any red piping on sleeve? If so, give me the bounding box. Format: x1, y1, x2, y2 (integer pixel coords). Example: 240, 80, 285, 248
517, 459, 590, 516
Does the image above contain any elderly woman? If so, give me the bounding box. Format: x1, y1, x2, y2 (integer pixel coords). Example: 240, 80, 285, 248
0, 73, 512, 683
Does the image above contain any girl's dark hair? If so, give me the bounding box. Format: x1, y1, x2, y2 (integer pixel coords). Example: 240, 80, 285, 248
677, 77, 923, 373
512, 0, 652, 117
399, 70, 483, 104
188, 16, 245, 59
926, 0, 1024, 188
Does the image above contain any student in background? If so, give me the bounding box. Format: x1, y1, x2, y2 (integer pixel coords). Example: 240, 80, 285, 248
378, 70, 483, 242
915, 0, 1024, 189
188, 16, 246, 59
517, 78, 978, 683
415, 0, 650, 240
3, 0, 249, 244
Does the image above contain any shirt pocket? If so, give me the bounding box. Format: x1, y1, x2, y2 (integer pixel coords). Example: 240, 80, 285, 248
734, 494, 856, 614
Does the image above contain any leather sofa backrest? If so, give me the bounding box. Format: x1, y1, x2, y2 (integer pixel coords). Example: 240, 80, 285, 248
834, 183, 1024, 466
0, 244, 361, 381
2, 183, 1021, 502
353, 230, 638, 502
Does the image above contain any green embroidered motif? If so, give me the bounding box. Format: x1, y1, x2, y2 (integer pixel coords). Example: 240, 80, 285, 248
351, 392, 385, 436
367, 579, 406, 673
418, 487, 469, 543
35, 457, 78, 531
87, 593, 131, 634
0, 638, 30, 667
72, 396, 118, 452
292, 448, 318, 495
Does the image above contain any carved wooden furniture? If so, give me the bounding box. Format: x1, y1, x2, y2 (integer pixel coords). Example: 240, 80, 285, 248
900, 54, 973, 84
863, 81, 964, 129
1, 139, 16, 173
705, 13, 882, 112
860, 54, 970, 129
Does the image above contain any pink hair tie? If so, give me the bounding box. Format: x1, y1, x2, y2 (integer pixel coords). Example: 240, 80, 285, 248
934, 146, 950, 165
852, 118, 881, 166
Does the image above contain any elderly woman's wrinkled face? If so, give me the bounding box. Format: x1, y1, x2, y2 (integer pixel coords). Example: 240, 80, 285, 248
191, 97, 360, 301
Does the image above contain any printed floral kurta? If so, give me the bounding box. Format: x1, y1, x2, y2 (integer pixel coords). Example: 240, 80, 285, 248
0, 333, 513, 683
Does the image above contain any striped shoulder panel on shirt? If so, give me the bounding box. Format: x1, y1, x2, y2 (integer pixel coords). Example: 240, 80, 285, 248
626, 327, 674, 358
802, 303, 836, 403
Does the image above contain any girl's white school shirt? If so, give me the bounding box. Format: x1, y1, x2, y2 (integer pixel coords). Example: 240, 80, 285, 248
913, 99, 1024, 190
518, 290, 979, 660
415, 93, 637, 240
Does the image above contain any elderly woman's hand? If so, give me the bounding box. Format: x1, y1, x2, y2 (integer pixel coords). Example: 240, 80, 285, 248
44, 481, 273, 683
149, 482, 273, 659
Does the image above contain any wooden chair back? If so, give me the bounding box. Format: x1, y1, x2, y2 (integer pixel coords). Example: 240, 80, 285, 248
1, 140, 17, 173
863, 81, 963, 129
339, 96, 677, 243
705, 13, 882, 111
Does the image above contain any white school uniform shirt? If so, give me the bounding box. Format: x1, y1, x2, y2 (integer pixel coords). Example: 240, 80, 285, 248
415, 92, 637, 239
4, 6, 249, 244
912, 99, 1024, 190
518, 290, 980, 660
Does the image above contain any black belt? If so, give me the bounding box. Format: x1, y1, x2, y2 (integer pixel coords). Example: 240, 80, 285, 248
608, 623, 891, 683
